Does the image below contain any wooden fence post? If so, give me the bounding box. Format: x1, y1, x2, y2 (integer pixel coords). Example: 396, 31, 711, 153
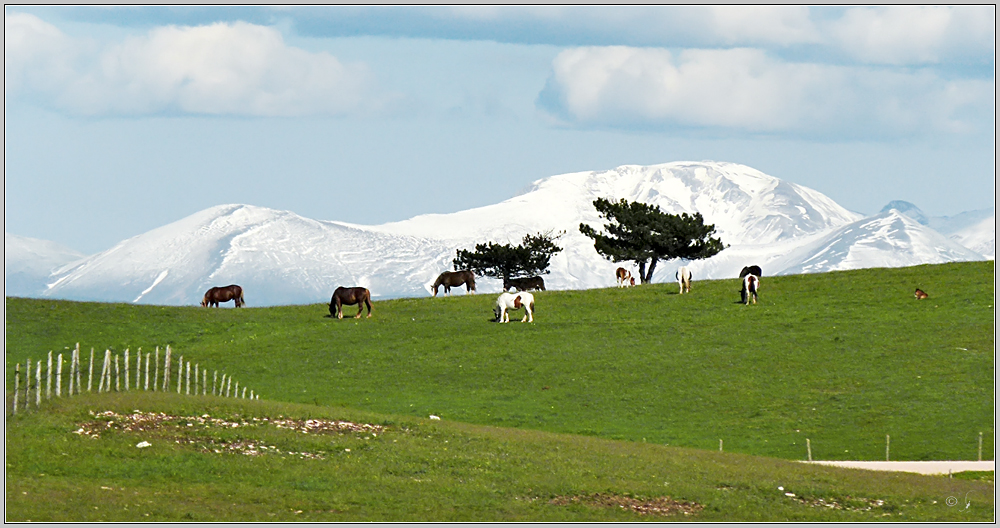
176, 355, 183, 394
163, 346, 172, 392
135, 348, 142, 391
88, 348, 94, 393
979, 432, 983, 462
234, 381, 239, 398
250, 390, 254, 400
242, 387, 246, 399
145, 352, 150, 391
806, 438, 812, 462
25, 359, 32, 411
886, 435, 890, 462
56, 353, 63, 397
124, 349, 130, 391
68, 349, 76, 397
46, 351, 53, 400
35, 361, 42, 407
213, 371, 218, 396
719, 439, 723, 452
153, 347, 160, 392
115, 354, 120, 392
193, 363, 198, 396
226, 376, 231, 398
13, 364, 20, 415
75, 344, 82, 395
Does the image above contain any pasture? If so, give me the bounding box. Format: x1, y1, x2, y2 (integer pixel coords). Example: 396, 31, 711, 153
4, 261, 995, 520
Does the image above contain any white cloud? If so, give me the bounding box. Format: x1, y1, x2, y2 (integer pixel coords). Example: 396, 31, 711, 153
707, 6, 820, 46
826, 6, 995, 65
5, 14, 382, 116
539, 46, 992, 137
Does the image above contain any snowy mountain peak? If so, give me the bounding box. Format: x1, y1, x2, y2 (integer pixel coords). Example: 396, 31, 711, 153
8, 161, 990, 306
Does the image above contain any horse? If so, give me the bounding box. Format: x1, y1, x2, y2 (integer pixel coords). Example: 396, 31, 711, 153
201, 285, 244, 308
616, 267, 634, 288
432, 270, 476, 296
914, 288, 928, 300
494, 291, 534, 323
676, 266, 692, 294
503, 276, 546, 292
741, 274, 760, 305
329, 286, 373, 319
739, 265, 763, 279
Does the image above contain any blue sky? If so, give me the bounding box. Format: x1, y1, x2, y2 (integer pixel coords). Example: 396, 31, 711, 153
5, 6, 995, 254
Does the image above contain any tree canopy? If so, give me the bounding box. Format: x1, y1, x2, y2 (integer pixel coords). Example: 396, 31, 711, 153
453, 231, 563, 282
579, 198, 725, 283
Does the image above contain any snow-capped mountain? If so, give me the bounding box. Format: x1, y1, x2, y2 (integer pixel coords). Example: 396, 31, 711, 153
776, 209, 986, 275
8, 161, 991, 306
5, 233, 87, 297
949, 215, 995, 259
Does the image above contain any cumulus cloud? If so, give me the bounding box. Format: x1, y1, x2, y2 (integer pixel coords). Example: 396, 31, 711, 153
537, 46, 992, 137
825, 6, 995, 65
4, 13, 382, 116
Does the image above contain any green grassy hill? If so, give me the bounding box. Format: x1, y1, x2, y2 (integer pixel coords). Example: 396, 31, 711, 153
5, 261, 995, 520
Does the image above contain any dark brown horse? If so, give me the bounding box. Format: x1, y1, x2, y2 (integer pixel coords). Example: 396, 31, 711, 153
432, 270, 476, 296
503, 276, 545, 292
329, 286, 373, 319
201, 285, 245, 307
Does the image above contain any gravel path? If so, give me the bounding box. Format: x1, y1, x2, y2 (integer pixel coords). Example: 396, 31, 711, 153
801, 461, 994, 475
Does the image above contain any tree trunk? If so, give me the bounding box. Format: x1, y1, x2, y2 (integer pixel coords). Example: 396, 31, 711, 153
644, 258, 658, 283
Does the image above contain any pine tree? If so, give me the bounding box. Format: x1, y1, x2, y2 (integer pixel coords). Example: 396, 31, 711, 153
453, 232, 563, 282
579, 198, 725, 283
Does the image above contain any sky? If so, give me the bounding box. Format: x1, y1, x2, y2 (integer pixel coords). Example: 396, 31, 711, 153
4, 6, 996, 255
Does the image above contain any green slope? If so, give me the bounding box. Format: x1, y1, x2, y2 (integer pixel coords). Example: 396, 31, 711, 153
6, 261, 994, 463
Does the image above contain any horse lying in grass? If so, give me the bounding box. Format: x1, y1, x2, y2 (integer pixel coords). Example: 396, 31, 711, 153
201, 285, 245, 307
676, 266, 692, 294
432, 270, 476, 296
914, 288, 928, 300
503, 276, 545, 291
329, 286, 373, 319
494, 291, 534, 323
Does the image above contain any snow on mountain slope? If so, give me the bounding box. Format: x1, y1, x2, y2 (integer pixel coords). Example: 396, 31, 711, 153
776, 209, 986, 275
44, 205, 456, 305
949, 215, 995, 259
26, 161, 988, 306
5, 233, 87, 297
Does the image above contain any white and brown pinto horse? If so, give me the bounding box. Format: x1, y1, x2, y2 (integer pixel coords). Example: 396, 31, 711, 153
741, 274, 760, 305
494, 291, 534, 323
616, 267, 635, 288
676, 266, 692, 294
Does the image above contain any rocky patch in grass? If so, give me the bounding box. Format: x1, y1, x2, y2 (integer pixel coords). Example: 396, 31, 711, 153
548, 492, 703, 517
72, 410, 384, 460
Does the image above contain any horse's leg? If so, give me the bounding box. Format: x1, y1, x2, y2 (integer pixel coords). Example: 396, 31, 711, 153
336, 299, 344, 319
365, 297, 373, 318
355, 303, 363, 319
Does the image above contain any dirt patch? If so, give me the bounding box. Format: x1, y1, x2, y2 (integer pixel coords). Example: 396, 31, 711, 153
549, 492, 703, 517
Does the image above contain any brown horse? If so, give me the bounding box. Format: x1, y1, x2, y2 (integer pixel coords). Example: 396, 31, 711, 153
201, 285, 244, 307
330, 286, 373, 319
503, 276, 545, 292
432, 270, 476, 296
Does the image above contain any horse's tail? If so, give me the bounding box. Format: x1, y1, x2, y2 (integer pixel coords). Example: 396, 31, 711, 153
240, 290, 246, 307
364, 289, 373, 314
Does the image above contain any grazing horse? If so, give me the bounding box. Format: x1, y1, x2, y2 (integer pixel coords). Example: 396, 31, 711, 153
741, 275, 760, 305
676, 266, 692, 294
494, 291, 535, 323
503, 276, 546, 292
201, 285, 244, 308
914, 288, 928, 300
616, 267, 635, 288
739, 265, 763, 279
329, 286, 373, 319
432, 270, 476, 296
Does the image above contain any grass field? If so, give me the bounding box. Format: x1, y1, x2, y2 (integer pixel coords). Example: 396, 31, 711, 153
4, 261, 996, 520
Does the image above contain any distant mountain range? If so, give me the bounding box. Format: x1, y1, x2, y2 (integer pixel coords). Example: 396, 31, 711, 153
6, 161, 994, 306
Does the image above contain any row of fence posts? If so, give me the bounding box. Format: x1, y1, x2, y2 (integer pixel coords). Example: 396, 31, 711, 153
10, 343, 259, 415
